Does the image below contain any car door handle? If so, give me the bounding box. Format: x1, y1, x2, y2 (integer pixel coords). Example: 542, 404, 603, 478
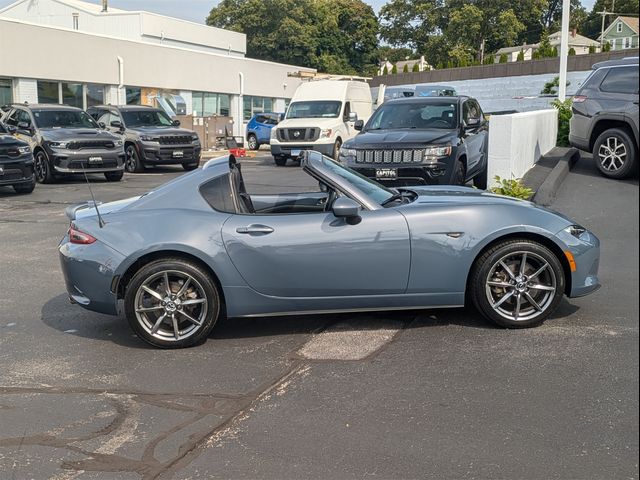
236, 224, 274, 235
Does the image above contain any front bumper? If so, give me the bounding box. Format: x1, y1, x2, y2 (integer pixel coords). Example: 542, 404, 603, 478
138, 141, 201, 165
347, 160, 454, 186
271, 142, 335, 158
59, 235, 126, 315
556, 228, 601, 298
0, 156, 35, 185
49, 147, 125, 173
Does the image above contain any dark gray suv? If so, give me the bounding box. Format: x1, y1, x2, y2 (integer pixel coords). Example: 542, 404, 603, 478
1, 104, 125, 183
87, 105, 201, 173
569, 57, 639, 179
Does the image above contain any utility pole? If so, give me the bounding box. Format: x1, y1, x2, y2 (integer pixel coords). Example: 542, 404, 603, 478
558, 0, 570, 101
599, 9, 607, 49
480, 39, 485, 64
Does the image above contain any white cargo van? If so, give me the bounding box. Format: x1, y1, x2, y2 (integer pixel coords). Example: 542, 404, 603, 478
270, 80, 372, 166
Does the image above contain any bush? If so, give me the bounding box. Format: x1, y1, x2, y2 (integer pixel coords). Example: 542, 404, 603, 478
552, 98, 572, 147
490, 176, 534, 200
532, 50, 541, 59
551, 46, 558, 56
603, 41, 611, 52
516, 50, 525, 61
568, 47, 576, 55
391, 64, 398, 74
588, 44, 596, 54
541, 76, 570, 95
403, 64, 409, 73
499, 53, 508, 63
412, 63, 420, 72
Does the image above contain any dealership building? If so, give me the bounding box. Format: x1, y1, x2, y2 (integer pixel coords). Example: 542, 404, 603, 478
0, 0, 316, 136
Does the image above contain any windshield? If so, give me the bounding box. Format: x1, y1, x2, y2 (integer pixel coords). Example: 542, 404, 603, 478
33, 110, 99, 129
312, 155, 396, 205
122, 110, 174, 127
367, 101, 458, 130
286, 101, 342, 119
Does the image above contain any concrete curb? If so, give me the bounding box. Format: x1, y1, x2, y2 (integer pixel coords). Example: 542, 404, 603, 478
528, 147, 580, 206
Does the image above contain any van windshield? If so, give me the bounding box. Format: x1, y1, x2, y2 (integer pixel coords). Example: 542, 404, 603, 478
286, 101, 342, 119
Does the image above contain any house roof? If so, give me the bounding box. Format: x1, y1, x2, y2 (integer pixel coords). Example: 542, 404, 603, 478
549, 30, 600, 47
599, 16, 640, 39
496, 44, 536, 54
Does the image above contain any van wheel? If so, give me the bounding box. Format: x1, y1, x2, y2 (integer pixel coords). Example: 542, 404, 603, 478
104, 171, 124, 182
593, 128, 637, 179
332, 139, 342, 160
274, 156, 287, 166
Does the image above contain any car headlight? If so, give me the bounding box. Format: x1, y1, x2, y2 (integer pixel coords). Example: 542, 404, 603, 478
49, 141, 70, 149
565, 225, 588, 239
339, 147, 356, 162
114, 140, 123, 148
18, 146, 31, 155
320, 128, 332, 139
140, 135, 158, 142
424, 145, 452, 161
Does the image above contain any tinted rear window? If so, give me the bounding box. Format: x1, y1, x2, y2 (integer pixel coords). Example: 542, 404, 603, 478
199, 174, 236, 213
600, 66, 639, 94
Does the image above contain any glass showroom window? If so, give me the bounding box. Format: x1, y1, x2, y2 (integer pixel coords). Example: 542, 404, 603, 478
86, 84, 105, 107
37, 81, 60, 104
126, 87, 141, 105
0, 79, 12, 105
62, 83, 83, 108
192, 92, 232, 117
243, 96, 277, 121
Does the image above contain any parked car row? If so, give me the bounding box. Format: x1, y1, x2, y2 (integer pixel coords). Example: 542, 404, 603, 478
0, 103, 202, 194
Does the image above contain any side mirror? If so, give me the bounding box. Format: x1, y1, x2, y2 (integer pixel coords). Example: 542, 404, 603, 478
17, 122, 33, 135
354, 120, 364, 131
110, 120, 123, 129
98, 121, 106, 129
172, 119, 181, 127
6, 124, 17, 134
347, 112, 358, 122
465, 117, 481, 129
332, 196, 361, 224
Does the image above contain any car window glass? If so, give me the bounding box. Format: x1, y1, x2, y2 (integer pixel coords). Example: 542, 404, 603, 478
265, 115, 278, 125
97, 112, 110, 125
600, 66, 639, 94
4, 110, 19, 126
200, 174, 236, 213
121, 110, 173, 127
17, 110, 31, 126
368, 102, 457, 130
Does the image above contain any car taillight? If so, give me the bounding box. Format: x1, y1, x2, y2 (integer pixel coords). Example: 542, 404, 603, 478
68, 224, 97, 245
572, 95, 587, 103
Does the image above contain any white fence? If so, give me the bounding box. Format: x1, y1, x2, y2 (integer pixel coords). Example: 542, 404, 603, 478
487, 109, 558, 186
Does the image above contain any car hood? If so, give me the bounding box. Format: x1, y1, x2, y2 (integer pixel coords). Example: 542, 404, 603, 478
276, 118, 340, 129
128, 126, 195, 136
0, 134, 28, 147
346, 129, 455, 147
41, 128, 120, 141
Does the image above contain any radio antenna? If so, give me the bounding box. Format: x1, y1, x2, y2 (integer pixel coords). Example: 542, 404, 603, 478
81, 165, 105, 228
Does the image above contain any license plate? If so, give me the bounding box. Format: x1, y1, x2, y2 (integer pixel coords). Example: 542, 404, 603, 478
88, 156, 103, 164
375, 168, 397, 179
290, 149, 301, 157
172, 150, 184, 158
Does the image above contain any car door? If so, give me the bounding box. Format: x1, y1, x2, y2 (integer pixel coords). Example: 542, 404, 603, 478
221, 207, 411, 298
10, 109, 37, 149
461, 99, 486, 174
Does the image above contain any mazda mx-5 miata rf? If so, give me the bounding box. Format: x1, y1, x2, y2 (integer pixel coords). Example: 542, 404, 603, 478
59, 151, 600, 348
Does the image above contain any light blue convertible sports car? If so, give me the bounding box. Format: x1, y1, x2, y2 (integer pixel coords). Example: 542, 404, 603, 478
59, 151, 600, 348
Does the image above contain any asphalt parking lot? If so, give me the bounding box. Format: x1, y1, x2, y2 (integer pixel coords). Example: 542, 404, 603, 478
0, 151, 638, 480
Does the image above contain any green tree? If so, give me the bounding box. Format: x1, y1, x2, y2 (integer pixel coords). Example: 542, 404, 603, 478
551, 46, 559, 56
391, 64, 398, 74
517, 49, 525, 61
383, 65, 389, 75
412, 63, 420, 72
403, 63, 409, 73
499, 53, 509, 63
377, 46, 414, 64
537, 30, 555, 57
568, 47, 576, 55
588, 44, 596, 53
206, 0, 379, 74
602, 41, 611, 52
483, 54, 494, 65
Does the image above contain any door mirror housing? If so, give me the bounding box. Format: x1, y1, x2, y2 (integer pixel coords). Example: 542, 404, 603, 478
347, 112, 358, 122
17, 122, 33, 135
332, 196, 361, 224
110, 120, 123, 129
172, 119, 181, 127
98, 121, 106, 129
465, 117, 481, 129
354, 119, 365, 131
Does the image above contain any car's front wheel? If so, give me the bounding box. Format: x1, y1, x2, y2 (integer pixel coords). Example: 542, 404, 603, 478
104, 170, 124, 182
470, 239, 565, 328
13, 178, 36, 194
593, 128, 637, 179
247, 134, 259, 150
124, 258, 221, 348
125, 144, 145, 173
274, 156, 287, 166
182, 163, 199, 171
34, 150, 55, 184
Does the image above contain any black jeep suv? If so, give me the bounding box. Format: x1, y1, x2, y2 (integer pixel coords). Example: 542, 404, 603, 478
569, 57, 639, 179
1, 104, 125, 183
339, 96, 489, 188
87, 105, 201, 173
0, 122, 35, 194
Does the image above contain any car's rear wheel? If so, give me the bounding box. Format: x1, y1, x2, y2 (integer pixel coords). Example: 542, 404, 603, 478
34, 150, 55, 184
124, 259, 221, 348
452, 159, 466, 185
470, 239, 565, 328
125, 144, 145, 173
247, 134, 259, 150
274, 156, 287, 166
104, 170, 124, 182
593, 128, 637, 179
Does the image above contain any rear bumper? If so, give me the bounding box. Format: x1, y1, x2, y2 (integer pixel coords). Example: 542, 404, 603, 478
59, 235, 125, 315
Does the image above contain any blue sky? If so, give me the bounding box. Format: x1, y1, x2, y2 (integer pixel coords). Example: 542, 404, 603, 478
0, 0, 597, 25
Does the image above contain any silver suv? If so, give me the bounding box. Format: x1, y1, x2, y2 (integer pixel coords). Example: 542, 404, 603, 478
569, 57, 639, 179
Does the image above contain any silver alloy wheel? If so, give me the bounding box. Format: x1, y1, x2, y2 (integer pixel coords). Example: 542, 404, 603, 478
485, 251, 557, 322
134, 270, 209, 342
247, 135, 258, 150
598, 136, 627, 172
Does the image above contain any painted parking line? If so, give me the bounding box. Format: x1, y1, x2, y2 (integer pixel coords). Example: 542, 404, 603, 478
297, 317, 405, 361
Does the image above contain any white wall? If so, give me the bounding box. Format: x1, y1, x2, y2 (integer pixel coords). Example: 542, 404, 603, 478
487, 109, 558, 185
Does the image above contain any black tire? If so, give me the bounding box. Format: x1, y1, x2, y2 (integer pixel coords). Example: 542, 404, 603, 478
332, 139, 342, 160
125, 144, 145, 173
124, 258, 221, 348
34, 150, 55, 184
274, 156, 287, 167
104, 170, 124, 182
593, 128, 637, 179
13, 178, 36, 194
469, 239, 565, 329
182, 163, 199, 171
452, 159, 466, 185
247, 134, 259, 151
473, 162, 488, 190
